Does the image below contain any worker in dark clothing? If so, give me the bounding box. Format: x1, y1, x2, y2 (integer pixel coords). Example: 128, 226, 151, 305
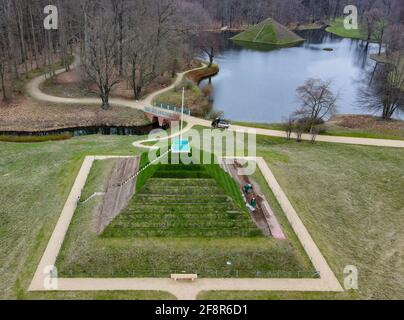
250, 197, 257, 208
243, 183, 253, 194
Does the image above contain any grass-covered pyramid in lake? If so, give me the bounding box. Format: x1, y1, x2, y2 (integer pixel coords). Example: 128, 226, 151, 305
231, 18, 304, 46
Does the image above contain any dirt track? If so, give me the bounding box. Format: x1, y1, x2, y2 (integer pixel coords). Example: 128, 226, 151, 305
219, 158, 286, 240
97, 157, 139, 234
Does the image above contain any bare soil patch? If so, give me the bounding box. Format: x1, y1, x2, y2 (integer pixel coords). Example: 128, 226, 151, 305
0, 96, 150, 132
55, 69, 82, 84
97, 157, 139, 234
41, 60, 202, 100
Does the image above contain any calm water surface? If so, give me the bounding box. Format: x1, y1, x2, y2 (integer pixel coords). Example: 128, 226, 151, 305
200, 30, 379, 123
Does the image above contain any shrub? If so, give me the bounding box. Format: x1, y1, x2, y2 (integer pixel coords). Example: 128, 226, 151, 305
0, 133, 72, 143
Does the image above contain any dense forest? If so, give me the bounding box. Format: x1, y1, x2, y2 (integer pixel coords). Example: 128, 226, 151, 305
0, 0, 403, 105
189, 0, 403, 27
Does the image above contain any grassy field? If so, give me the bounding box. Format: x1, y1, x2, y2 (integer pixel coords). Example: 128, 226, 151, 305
0, 134, 174, 299
27, 291, 176, 300
322, 125, 404, 140
232, 120, 404, 140
0, 133, 73, 143
197, 290, 356, 300
201, 135, 404, 299
1, 128, 403, 299
56, 153, 314, 278
326, 17, 365, 40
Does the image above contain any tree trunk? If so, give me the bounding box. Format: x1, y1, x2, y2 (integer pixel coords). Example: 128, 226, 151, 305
208, 47, 214, 67
134, 86, 142, 101
28, 2, 39, 69
83, 2, 89, 62
382, 105, 392, 120
4, 0, 19, 80
47, 31, 55, 78
101, 93, 110, 110
118, 11, 124, 76
15, 0, 28, 74
0, 65, 7, 102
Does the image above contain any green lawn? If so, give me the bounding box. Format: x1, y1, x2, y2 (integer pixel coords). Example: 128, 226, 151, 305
200, 135, 404, 299
232, 121, 286, 131
322, 125, 404, 140
326, 17, 365, 40
0, 133, 73, 143
197, 290, 356, 300
0, 134, 174, 299
232, 121, 404, 141
26, 290, 176, 300
56, 152, 314, 278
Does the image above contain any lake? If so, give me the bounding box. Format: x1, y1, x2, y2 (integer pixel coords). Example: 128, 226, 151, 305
200, 29, 379, 123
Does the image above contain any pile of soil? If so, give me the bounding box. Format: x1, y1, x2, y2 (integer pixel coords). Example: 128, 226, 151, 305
97, 157, 139, 234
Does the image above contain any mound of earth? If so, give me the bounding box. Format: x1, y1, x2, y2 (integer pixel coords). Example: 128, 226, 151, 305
102, 153, 262, 238
231, 18, 304, 46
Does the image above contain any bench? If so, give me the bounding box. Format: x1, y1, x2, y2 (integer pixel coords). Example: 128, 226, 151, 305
171, 274, 198, 281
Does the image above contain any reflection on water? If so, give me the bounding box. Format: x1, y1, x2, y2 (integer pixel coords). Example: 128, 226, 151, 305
200, 30, 379, 123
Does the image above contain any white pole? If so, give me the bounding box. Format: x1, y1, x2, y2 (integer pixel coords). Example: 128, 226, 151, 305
180, 87, 184, 142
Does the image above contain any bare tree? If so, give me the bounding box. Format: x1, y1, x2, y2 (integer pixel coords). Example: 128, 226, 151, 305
283, 117, 295, 140
0, 3, 8, 102
363, 7, 380, 44
81, 3, 120, 109
111, 0, 126, 76
374, 12, 388, 55
151, 0, 178, 74
0, 39, 7, 102
197, 32, 220, 67
359, 57, 404, 120
295, 120, 304, 142
126, 32, 156, 100
310, 126, 319, 143
384, 23, 404, 56
294, 78, 338, 133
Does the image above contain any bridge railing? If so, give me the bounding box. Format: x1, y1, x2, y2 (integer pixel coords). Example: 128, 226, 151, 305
153, 101, 191, 116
